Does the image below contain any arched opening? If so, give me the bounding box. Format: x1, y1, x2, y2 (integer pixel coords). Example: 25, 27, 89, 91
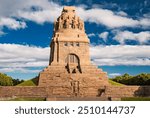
65, 54, 81, 73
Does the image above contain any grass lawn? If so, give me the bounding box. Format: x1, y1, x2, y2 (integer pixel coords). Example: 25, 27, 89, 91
16, 76, 39, 86
17, 78, 123, 86
121, 97, 150, 101
7, 97, 46, 101
16, 80, 36, 86
109, 79, 124, 86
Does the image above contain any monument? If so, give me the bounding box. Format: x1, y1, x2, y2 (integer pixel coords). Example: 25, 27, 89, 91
38, 6, 109, 98
0, 6, 149, 101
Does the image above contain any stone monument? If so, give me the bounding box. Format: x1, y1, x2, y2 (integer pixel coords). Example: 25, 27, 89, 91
38, 6, 109, 98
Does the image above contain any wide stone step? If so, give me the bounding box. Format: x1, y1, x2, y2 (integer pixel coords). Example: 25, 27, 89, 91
46, 97, 110, 101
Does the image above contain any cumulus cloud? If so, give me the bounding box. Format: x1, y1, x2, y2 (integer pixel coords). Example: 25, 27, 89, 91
0, 0, 62, 33
113, 31, 150, 44
88, 33, 96, 37
16, 1, 62, 24
0, 0, 56, 17
109, 73, 122, 78
77, 7, 150, 28
90, 45, 150, 66
17, 4, 150, 28
17, 10, 60, 24
99, 32, 109, 41
0, 43, 149, 74
116, 11, 128, 17
0, 0, 149, 33
0, 17, 26, 30
0, 44, 49, 68
0, 67, 41, 73
0, 43, 50, 74
139, 18, 150, 28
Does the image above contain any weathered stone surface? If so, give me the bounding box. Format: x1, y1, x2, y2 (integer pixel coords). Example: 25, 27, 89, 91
0, 86, 150, 100
0, 87, 47, 98
38, 6, 109, 98
105, 86, 150, 98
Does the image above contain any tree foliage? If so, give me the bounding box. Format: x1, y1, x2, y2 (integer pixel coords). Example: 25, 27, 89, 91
12, 79, 24, 86
0, 73, 13, 86
0, 73, 25, 86
111, 73, 150, 85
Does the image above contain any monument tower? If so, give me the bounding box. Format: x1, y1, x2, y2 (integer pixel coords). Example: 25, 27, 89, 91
39, 6, 108, 97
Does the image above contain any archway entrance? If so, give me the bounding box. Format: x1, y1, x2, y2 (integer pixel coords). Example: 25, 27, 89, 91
65, 54, 81, 73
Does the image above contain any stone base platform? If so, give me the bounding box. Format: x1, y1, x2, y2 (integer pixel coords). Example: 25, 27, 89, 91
39, 65, 109, 87
46, 96, 109, 101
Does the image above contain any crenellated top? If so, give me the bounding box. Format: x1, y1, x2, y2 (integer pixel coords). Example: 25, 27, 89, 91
54, 6, 84, 32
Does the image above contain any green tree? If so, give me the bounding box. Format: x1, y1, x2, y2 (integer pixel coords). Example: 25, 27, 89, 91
0, 73, 13, 86
111, 73, 150, 85
12, 79, 24, 86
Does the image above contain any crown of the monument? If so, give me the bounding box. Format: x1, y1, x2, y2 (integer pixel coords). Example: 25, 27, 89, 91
52, 6, 89, 43
62, 6, 76, 14
54, 6, 84, 32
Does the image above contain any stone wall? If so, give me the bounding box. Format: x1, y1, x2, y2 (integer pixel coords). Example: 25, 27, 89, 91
0, 86, 73, 98
105, 86, 150, 99
0, 86, 104, 99
0, 87, 47, 98
0, 86, 150, 100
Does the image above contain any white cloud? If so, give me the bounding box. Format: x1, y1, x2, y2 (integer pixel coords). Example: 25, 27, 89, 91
0, 30, 6, 36
0, 43, 50, 75
16, 1, 62, 24
116, 11, 128, 17
0, 67, 41, 73
113, 31, 150, 44
17, 5, 150, 28
88, 33, 96, 37
0, 0, 62, 33
0, 43, 150, 74
0, 44, 49, 68
139, 18, 150, 28
77, 7, 150, 28
0, 0, 55, 17
99, 32, 109, 41
0, 0, 149, 31
17, 10, 60, 24
90, 45, 150, 66
0, 17, 26, 30
78, 8, 138, 28
109, 73, 122, 78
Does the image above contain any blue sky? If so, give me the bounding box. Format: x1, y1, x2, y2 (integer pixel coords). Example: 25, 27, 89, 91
0, 0, 150, 79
